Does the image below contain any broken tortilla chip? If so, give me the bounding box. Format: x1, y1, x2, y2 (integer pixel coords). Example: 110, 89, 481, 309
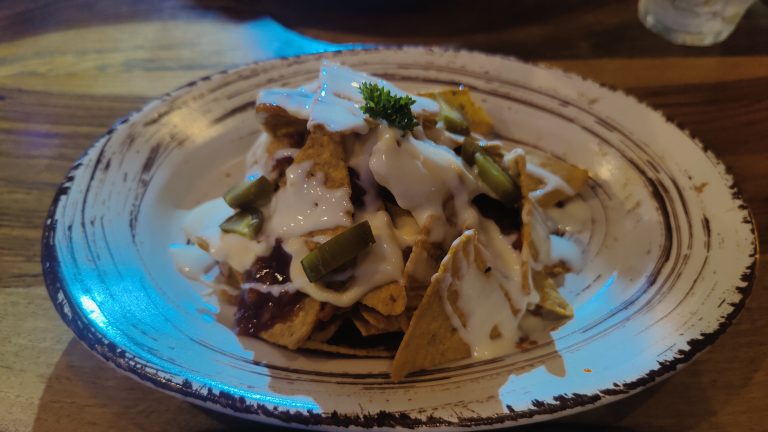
403, 236, 444, 309
420, 88, 494, 136
519, 152, 572, 325
293, 129, 351, 190
524, 153, 589, 208
361, 281, 406, 316
351, 311, 399, 337
309, 315, 345, 342
258, 297, 322, 350
293, 129, 353, 247
255, 104, 308, 147
359, 305, 403, 332
392, 232, 485, 381
530, 270, 574, 326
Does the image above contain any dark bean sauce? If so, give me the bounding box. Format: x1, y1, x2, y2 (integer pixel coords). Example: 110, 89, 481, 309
236, 241, 301, 335
235, 289, 306, 336
243, 240, 292, 285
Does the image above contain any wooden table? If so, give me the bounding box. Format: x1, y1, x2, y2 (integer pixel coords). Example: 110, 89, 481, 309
1, 1, 766, 431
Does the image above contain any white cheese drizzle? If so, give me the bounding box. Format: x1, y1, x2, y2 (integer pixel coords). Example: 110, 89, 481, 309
257, 61, 439, 134
265, 161, 353, 238
438, 230, 526, 359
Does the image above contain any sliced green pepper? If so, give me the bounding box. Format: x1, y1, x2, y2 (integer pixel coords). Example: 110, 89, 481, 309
301, 221, 376, 283
474, 152, 520, 206
436, 97, 470, 135
219, 210, 264, 239
461, 136, 484, 165
223, 176, 274, 210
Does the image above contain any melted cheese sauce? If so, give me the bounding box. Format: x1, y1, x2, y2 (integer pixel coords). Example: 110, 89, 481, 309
248, 210, 405, 307
257, 61, 439, 134
369, 128, 480, 243
265, 161, 352, 237
345, 128, 383, 212
544, 199, 591, 234
525, 162, 576, 199
257, 85, 315, 119
439, 230, 528, 359
245, 134, 300, 181
180, 198, 269, 273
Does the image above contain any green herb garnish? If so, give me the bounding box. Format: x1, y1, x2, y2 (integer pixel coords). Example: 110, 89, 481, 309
359, 82, 419, 131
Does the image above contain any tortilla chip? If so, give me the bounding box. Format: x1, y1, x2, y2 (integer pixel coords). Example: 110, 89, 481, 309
530, 270, 574, 325
293, 129, 350, 190
216, 263, 243, 305
258, 297, 322, 350
403, 236, 443, 309
351, 311, 398, 337
301, 339, 395, 358
391, 232, 481, 381
317, 302, 337, 321
293, 129, 353, 246
544, 262, 571, 276
420, 88, 494, 136
397, 312, 411, 332
361, 281, 406, 316
309, 315, 345, 342
524, 153, 589, 208
304, 226, 347, 251
519, 151, 572, 326
359, 305, 404, 332
255, 104, 308, 147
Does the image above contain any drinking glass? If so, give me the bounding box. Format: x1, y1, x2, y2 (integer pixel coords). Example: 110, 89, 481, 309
638, 0, 755, 46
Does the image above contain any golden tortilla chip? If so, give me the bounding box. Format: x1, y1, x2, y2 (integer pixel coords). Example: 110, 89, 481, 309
309, 315, 345, 342
391, 232, 482, 381
361, 281, 406, 316
351, 311, 397, 337
255, 104, 308, 148
530, 270, 574, 325
519, 151, 572, 325
524, 153, 589, 208
301, 339, 395, 358
216, 263, 243, 305
397, 312, 411, 332
258, 297, 322, 350
420, 88, 494, 136
293, 129, 350, 190
292, 129, 353, 250
403, 236, 444, 309
359, 305, 404, 333
317, 302, 337, 322
503, 151, 534, 298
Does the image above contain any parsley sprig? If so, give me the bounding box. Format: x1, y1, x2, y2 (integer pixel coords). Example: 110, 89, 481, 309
359, 82, 419, 131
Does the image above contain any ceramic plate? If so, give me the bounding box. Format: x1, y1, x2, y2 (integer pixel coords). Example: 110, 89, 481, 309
42, 47, 757, 430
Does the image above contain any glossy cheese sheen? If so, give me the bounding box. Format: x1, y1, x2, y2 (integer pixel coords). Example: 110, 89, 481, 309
440, 230, 527, 359
265, 161, 353, 237
257, 61, 439, 133
181, 198, 268, 273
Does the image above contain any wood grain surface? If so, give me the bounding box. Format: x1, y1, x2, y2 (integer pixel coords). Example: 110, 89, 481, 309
0, 1, 766, 431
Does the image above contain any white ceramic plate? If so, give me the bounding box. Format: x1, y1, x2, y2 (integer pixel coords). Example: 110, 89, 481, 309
42, 47, 757, 430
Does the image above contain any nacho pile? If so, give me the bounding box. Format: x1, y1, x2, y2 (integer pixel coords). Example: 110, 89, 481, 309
177, 62, 589, 380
